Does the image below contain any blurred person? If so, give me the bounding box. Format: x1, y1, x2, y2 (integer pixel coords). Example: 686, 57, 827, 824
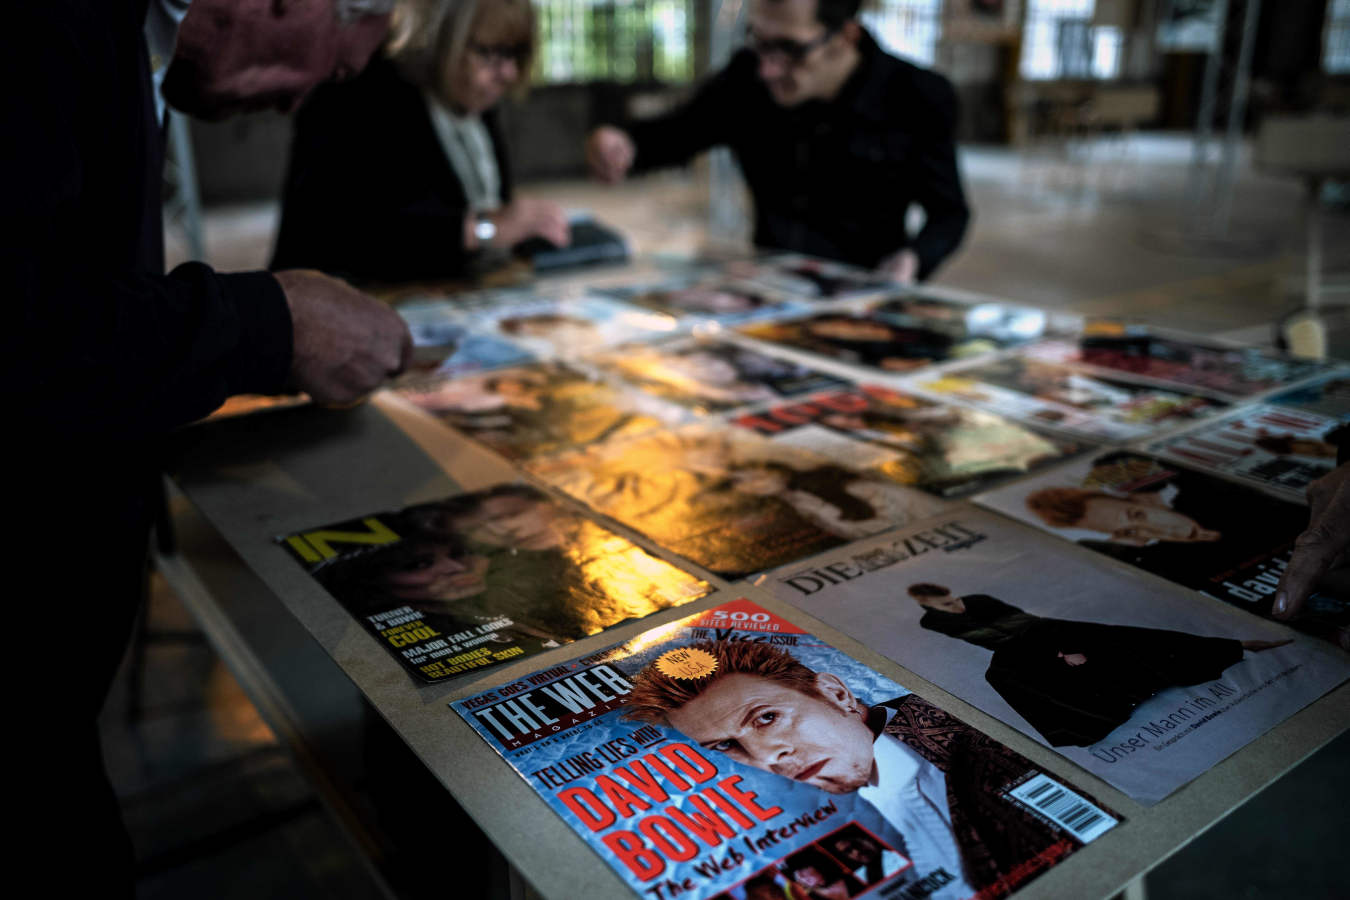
6, 0, 411, 890
271, 0, 570, 282
585, 0, 969, 283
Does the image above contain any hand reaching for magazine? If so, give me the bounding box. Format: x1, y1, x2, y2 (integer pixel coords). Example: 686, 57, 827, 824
1275, 461, 1350, 620
277, 269, 412, 406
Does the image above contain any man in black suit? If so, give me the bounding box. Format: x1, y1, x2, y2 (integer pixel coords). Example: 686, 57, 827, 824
4, 1, 409, 891
586, 0, 970, 284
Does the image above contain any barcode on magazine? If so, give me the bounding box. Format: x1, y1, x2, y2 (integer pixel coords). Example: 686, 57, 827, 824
1008, 773, 1117, 843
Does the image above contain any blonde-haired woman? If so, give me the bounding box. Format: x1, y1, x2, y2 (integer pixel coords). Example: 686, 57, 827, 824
272, 0, 568, 282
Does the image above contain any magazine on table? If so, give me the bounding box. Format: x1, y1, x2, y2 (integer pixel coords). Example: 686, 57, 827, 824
451, 597, 1120, 900
975, 450, 1350, 649
909, 355, 1228, 441
429, 288, 680, 358
868, 294, 1077, 348
277, 484, 711, 683
1267, 372, 1350, 420
1023, 334, 1339, 399
767, 509, 1350, 804
722, 252, 894, 300
396, 297, 535, 377
731, 384, 1090, 499
1148, 403, 1345, 500
597, 277, 808, 325
585, 337, 849, 416
394, 361, 686, 461
740, 309, 1000, 376
528, 424, 950, 580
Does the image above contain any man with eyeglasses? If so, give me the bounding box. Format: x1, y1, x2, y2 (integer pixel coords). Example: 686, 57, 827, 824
586, 0, 970, 285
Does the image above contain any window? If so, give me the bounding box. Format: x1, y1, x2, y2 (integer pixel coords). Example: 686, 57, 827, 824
1021, 0, 1123, 80
1327, 0, 1350, 74
863, 0, 944, 67
533, 0, 696, 85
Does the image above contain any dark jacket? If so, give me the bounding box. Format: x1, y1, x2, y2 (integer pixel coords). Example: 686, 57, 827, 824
271, 56, 514, 283
877, 694, 1080, 891
628, 30, 970, 280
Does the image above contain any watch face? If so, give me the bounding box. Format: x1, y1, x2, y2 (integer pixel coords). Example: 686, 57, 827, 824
475, 218, 496, 242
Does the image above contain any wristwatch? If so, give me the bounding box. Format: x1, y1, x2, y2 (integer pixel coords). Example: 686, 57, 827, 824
473, 212, 497, 245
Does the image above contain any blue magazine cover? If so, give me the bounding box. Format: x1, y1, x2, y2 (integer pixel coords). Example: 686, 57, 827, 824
452, 598, 1118, 900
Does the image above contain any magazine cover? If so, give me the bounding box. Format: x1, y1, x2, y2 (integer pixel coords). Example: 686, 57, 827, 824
724, 253, 893, 300
911, 356, 1227, 441
278, 484, 711, 683
397, 298, 535, 376
444, 288, 680, 358
768, 511, 1350, 804
1023, 335, 1336, 398
452, 598, 1120, 899
732, 384, 1088, 499
1148, 404, 1345, 499
975, 451, 1350, 648
599, 277, 806, 325
740, 311, 989, 375
528, 424, 950, 579
1268, 372, 1350, 420
869, 295, 1074, 349
587, 337, 850, 415
394, 361, 684, 461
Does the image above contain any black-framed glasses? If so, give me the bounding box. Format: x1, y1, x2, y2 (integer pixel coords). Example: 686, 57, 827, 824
745, 27, 837, 65
467, 41, 530, 67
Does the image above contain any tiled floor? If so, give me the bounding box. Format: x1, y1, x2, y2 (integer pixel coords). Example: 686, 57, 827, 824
126, 133, 1350, 898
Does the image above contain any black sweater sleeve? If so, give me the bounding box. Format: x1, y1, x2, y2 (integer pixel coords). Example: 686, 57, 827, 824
626, 55, 751, 173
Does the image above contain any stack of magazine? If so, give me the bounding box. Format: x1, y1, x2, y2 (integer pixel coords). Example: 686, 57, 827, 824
269, 252, 1350, 899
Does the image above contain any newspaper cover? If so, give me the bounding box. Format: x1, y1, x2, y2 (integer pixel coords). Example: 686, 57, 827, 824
451, 597, 1120, 899
911, 356, 1227, 441
975, 450, 1350, 648
586, 337, 850, 415
723, 252, 894, 300
768, 511, 1350, 804
397, 298, 535, 376
528, 424, 949, 579
436, 288, 680, 358
394, 361, 685, 461
731, 384, 1088, 499
599, 277, 807, 325
1268, 372, 1350, 420
277, 484, 711, 683
1023, 335, 1337, 398
1148, 404, 1345, 499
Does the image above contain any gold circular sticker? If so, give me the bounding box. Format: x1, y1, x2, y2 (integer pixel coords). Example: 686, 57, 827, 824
655, 648, 718, 680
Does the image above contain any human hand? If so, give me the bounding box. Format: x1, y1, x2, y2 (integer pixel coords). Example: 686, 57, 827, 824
1275, 461, 1350, 619
1058, 652, 1087, 667
275, 269, 412, 407
877, 249, 920, 285
586, 126, 635, 184
486, 197, 571, 248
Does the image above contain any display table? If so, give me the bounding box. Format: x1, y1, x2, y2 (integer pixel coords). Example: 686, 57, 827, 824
156, 382, 1350, 900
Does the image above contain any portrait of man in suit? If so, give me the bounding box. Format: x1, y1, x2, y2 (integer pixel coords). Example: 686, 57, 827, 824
623, 640, 1072, 895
